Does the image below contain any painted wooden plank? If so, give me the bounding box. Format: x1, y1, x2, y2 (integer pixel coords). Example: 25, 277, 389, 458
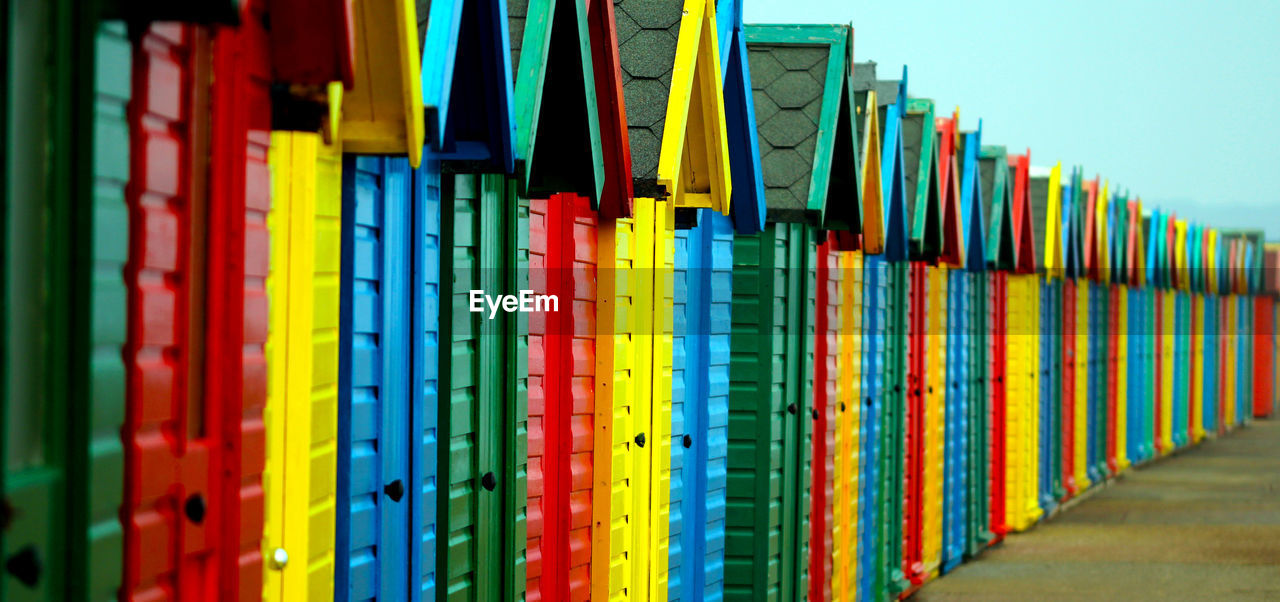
941, 268, 970, 574
264, 133, 341, 601
334, 156, 428, 601
857, 253, 888, 599
724, 223, 814, 601
123, 17, 272, 599
922, 265, 949, 578
592, 197, 674, 602
810, 238, 841, 601
2, 13, 130, 599
671, 209, 732, 601
832, 250, 864, 600
437, 173, 528, 601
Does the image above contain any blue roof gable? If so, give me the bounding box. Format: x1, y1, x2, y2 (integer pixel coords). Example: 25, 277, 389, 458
422, 0, 517, 172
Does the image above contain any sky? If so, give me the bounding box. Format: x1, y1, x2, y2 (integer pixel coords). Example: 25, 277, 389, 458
743, 0, 1280, 240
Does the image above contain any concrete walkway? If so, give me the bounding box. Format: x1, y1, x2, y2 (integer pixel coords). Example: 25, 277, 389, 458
917, 419, 1280, 601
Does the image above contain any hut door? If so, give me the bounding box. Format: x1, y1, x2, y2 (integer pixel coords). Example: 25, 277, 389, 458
123, 24, 219, 600
438, 172, 526, 601
335, 156, 418, 600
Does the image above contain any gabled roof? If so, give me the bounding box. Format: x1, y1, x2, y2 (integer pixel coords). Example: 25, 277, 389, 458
421, 0, 517, 171
509, 0, 605, 202
959, 126, 986, 272
1009, 152, 1036, 274
936, 113, 964, 267
903, 98, 943, 261
1144, 209, 1161, 288
1128, 199, 1144, 287
978, 145, 1015, 271
1095, 181, 1111, 283
1039, 164, 1063, 278
1174, 219, 1189, 290
616, 0, 731, 212
716, 0, 766, 234
342, 0, 428, 167
1110, 188, 1129, 283
746, 25, 860, 230
584, 0, 635, 218
879, 69, 910, 261
1187, 223, 1202, 292
853, 61, 885, 254
1062, 168, 1082, 280
1082, 177, 1100, 281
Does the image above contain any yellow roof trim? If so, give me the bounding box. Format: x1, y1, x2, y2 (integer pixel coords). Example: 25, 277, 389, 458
341, 0, 425, 167
657, 0, 732, 214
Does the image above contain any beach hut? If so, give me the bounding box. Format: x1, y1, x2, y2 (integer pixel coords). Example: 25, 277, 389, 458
724, 23, 860, 601
1081, 178, 1106, 483
670, 1, 769, 599
1109, 189, 1130, 472
1005, 150, 1042, 533
900, 95, 946, 590
1031, 164, 1063, 514
1172, 219, 1191, 448
863, 68, 912, 599
590, 3, 734, 601
1189, 224, 1207, 443
504, 1, 614, 600
1202, 228, 1221, 437
260, 0, 362, 597
921, 110, 962, 585
851, 59, 891, 598
976, 143, 1015, 542
1059, 168, 1084, 497
0, 2, 136, 597
121, 4, 282, 598
937, 113, 972, 576
827, 57, 888, 602
958, 124, 994, 561
1126, 200, 1152, 464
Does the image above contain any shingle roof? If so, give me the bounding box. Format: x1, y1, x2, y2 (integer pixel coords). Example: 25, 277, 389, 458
748, 44, 830, 220
615, 0, 682, 193
508, 0, 527, 78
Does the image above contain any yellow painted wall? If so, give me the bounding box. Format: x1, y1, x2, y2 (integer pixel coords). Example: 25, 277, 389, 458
1074, 283, 1091, 491
593, 198, 674, 602
922, 265, 948, 573
263, 132, 341, 600
832, 251, 863, 600
1007, 275, 1041, 531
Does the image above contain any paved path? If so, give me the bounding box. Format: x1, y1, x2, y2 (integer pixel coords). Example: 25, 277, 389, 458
917, 419, 1280, 601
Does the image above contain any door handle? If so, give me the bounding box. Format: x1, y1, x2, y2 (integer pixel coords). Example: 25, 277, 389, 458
787, 403, 797, 415
5, 545, 41, 588
481, 472, 498, 492
269, 548, 289, 570
634, 432, 646, 448
384, 479, 405, 502
682, 434, 692, 449
184, 493, 206, 524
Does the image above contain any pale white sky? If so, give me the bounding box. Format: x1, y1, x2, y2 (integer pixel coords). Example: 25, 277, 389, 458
744, 0, 1280, 239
